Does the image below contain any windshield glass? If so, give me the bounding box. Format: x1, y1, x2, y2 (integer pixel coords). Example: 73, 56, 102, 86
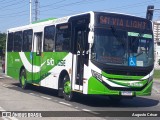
91, 28, 154, 67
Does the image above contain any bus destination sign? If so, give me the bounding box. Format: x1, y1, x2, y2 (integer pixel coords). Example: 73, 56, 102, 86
98, 15, 151, 30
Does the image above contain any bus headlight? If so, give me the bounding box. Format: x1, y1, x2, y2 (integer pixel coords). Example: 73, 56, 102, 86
91, 70, 102, 82
148, 75, 153, 83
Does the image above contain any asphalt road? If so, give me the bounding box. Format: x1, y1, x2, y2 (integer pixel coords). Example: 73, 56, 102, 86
0, 70, 160, 120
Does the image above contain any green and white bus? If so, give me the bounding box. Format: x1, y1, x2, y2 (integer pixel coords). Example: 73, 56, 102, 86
5, 11, 154, 101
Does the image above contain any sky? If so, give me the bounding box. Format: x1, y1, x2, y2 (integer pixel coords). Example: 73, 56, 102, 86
0, 0, 160, 33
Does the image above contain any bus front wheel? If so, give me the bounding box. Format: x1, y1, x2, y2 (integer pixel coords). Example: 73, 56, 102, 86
63, 75, 73, 101
19, 69, 28, 89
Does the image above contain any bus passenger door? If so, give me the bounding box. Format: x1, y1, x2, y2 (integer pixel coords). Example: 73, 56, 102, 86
32, 32, 42, 84
74, 26, 89, 91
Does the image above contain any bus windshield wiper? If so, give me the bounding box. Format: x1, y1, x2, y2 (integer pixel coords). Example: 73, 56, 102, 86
135, 51, 143, 57
110, 26, 126, 48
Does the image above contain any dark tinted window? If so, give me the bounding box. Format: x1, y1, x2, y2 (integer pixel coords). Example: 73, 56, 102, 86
13, 31, 22, 52
44, 25, 55, 52
23, 30, 33, 52
7, 33, 14, 52
56, 24, 71, 51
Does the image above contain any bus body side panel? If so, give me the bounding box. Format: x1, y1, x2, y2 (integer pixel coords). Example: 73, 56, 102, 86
40, 52, 72, 89
18, 52, 37, 84
7, 52, 22, 80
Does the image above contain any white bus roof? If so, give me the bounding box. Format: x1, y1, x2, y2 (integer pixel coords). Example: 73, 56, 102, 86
8, 11, 146, 32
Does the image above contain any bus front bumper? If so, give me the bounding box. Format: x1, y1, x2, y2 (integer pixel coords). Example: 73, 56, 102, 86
88, 77, 153, 97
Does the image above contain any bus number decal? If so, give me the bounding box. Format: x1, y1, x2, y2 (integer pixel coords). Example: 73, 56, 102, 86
47, 58, 54, 66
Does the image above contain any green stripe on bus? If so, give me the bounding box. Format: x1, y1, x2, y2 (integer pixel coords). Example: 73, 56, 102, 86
102, 71, 143, 80
32, 18, 57, 24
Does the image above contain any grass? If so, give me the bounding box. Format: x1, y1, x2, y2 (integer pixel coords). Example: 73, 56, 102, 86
154, 69, 160, 79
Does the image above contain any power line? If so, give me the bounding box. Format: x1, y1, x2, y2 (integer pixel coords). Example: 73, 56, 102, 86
40, 0, 87, 13
0, 2, 29, 12
0, 0, 19, 4
100, 0, 159, 11
40, 0, 67, 8
0, 10, 28, 17
0, 13, 28, 20
0, 0, 26, 10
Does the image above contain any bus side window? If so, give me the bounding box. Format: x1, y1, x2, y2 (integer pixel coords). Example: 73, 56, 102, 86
23, 29, 33, 52
13, 31, 22, 52
7, 33, 14, 52
44, 25, 55, 52
55, 24, 71, 51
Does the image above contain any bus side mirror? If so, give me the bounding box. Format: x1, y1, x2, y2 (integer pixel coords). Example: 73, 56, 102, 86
88, 31, 94, 44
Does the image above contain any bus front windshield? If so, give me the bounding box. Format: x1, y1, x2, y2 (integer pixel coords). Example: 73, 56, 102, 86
91, 28, 154, 67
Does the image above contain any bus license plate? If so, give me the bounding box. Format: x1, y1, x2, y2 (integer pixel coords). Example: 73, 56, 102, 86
121, 91, 133, 96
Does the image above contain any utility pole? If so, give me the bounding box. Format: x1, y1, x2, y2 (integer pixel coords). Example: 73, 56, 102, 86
29, 0, 32, 24
34, 0, 39, 21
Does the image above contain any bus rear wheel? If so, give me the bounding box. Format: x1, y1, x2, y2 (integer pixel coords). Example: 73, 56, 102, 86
19, 69, 28, 89
63, 75, 73, 101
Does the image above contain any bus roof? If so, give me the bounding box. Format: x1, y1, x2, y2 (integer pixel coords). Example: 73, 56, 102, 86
8, 11, 148, 32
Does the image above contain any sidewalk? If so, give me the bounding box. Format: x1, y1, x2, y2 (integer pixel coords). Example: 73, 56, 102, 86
154, 78, 160, 83
153, 78, 160, 94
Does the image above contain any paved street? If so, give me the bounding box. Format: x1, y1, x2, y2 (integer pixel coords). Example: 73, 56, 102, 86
0, 70, 160, 120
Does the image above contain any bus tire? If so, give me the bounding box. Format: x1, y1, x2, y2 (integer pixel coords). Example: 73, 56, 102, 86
19, 69, 28, 89
63, 75, 73, 101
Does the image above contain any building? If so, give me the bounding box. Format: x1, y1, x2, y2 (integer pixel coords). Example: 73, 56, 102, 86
153, 21, 160, 69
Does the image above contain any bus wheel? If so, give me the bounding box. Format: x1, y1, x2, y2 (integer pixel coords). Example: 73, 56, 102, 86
19, 69, 28, 89
63, 75, 73, 101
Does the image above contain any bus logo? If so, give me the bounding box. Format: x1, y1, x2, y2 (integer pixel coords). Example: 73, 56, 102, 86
47, 58, 54, 66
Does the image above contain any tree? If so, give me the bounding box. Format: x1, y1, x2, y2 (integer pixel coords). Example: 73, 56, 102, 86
158, 59, 160, 66
0, 32, 6, 56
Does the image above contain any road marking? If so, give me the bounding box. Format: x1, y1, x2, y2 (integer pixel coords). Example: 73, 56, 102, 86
153, 87, 160, 94
1, 117, 9, 120
0, 106, 18, 120
82, 109, 99, 115
59, 102, 72, 106
8, 117, 19, 120
0, 106, 5, 111
75, 107, 79, 109
157, 101, 160, 106
2, 84, 9, 87
29, 93, 35, 95
3, 75, 12, 78
2, 84, 15, 88
41, 96, 52, 100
